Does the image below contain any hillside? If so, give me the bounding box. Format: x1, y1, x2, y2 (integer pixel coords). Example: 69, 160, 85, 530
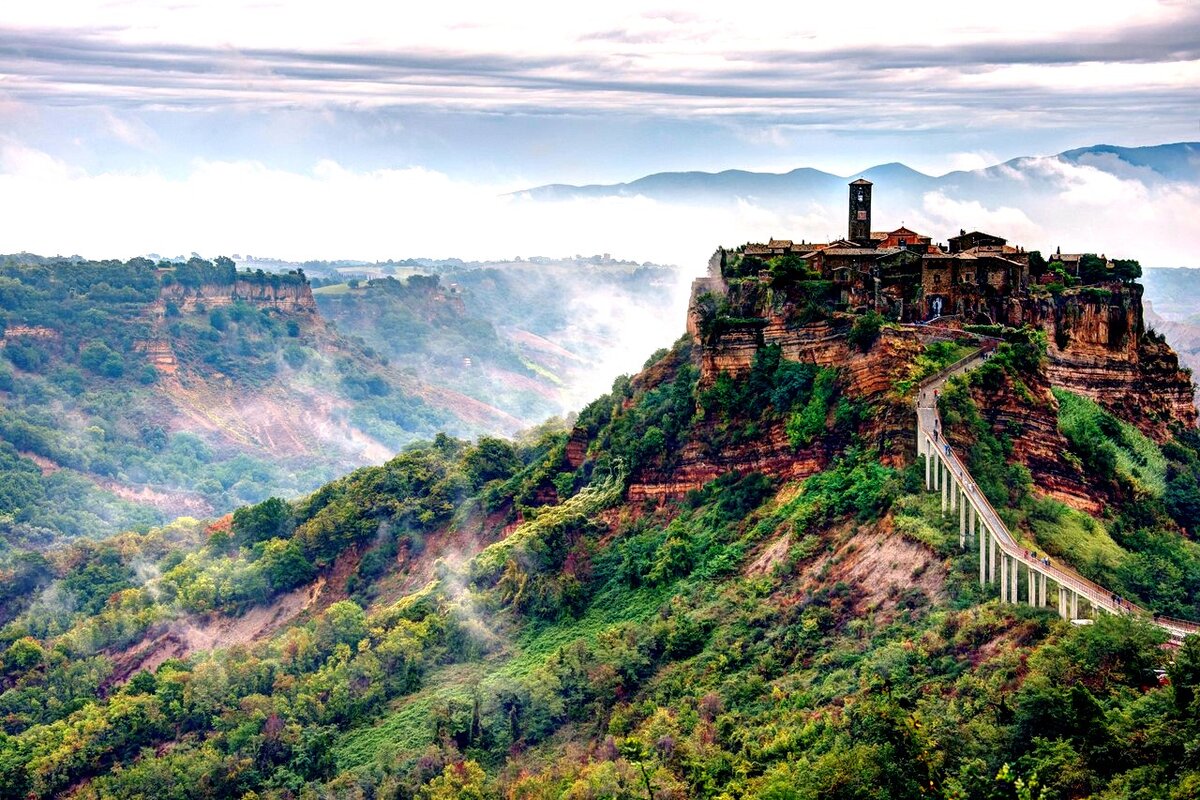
1144, 268, 1200, 408
0, 255, 683, 548
312, 258, 683, 430
0, 257, 456, 547
0, 246, 1198, 798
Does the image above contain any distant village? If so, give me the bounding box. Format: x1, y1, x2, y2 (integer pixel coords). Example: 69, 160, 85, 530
722, 179, 1126, 324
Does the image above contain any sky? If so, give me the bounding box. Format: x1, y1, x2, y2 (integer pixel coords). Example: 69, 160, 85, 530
0, 0, 1198, 265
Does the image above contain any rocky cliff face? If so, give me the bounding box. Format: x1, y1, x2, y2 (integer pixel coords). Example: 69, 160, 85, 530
160, 279, 318, 314
1007, 286, 1197, 440
623, 274, 1197, 509
609, 278, 961, 502
1145, 301, 1200, 410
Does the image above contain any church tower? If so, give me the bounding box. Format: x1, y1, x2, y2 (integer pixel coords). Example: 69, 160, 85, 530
848, 179, 872, 246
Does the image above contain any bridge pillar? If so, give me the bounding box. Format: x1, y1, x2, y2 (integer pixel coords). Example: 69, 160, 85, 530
941, 462, 948, 514
1041, 573, 1048, 608
1011, 556, 1019, 604
959, 492, 966, 549
989, 533, 997, 584
979, 529, 986, 586
1000, 555, 1008, 603
1071, 591, 1079, 620
925, 444, 932, 490
950, 475, 958, 512
1058, 584, 1068, 619
969, 503, 976, 547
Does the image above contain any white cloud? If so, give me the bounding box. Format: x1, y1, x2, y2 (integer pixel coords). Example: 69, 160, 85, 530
1, 146, 1196, 276
0, 146, 805, 269
101, 108, 160, 150
915, 192, 1041, 243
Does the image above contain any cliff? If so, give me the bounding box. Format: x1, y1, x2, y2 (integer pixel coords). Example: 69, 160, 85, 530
605, 278, 966, 502
1007, 285, 1197, 440
645, 271, 1196, 512
949, 363, 1102, 514
1145, 301, 1200, 410
159, 277, 318, 314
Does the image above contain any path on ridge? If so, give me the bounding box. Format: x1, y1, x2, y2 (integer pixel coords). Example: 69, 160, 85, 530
915, 346, 1198, 642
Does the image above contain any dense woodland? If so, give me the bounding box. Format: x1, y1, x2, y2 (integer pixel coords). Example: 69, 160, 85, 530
0, 291, 1197, 798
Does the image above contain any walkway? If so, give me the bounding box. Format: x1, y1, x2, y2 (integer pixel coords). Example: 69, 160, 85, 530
916, 348, 1198, 643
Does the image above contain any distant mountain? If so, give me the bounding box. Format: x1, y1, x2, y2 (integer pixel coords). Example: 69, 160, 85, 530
518, 142, 1199, 203
1059, 142, 1200, 183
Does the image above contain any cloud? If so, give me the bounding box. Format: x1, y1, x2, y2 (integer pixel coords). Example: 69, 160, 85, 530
101, 108, 159, 149
916, 192, 1040, 241
0, 2, 1195, 130
0, 144, 1196, 280
0, 144, 806, 268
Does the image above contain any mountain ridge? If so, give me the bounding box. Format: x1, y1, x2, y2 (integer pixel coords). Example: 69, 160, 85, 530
517, 141, 1200, 200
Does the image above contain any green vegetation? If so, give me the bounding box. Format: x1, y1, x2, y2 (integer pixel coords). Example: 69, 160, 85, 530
938, 334, 1200, 620
2, 420, 1197, 798
892, 339, 975, 397
0, 256, 461, 546
847, 309, 884, 352
1054, 389, 1167, 496
316, 264, 680, 430
1, 262, 1200, 799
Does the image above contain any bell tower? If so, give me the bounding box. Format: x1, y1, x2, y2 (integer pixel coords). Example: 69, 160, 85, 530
849, 178, 872, 246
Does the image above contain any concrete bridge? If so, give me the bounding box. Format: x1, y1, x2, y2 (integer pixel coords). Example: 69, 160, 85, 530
916, 348, 1198, 643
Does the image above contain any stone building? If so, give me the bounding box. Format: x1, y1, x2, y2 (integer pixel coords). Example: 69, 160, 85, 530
741, 179, 1033, 323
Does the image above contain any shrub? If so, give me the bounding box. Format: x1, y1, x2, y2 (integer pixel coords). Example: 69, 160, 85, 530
848, 311, 884, 353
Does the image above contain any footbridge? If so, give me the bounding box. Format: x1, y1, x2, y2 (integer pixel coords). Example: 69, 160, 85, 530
916, 348, 1198, 643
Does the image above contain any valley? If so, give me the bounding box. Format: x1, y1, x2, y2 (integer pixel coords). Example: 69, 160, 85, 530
0, 254, 682, 548
0, 215, 1197, 797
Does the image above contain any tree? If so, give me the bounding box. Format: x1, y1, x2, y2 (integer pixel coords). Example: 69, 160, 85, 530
1169, 635, 1200, 711
1111, 258, 1142, 283
1078, 254, 1108, 284
464, 437, 519, 487
80, 341, 125, 378
1027, 250, 1048, 277
259, 538, 315, 591
420, 760, 491, 800
232, 497, 294, 547
849, 311, 884, 352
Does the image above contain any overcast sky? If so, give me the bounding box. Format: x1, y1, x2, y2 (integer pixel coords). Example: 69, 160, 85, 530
0, 0, 1197, 263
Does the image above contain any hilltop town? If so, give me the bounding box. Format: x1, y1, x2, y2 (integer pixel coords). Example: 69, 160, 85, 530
707, 179, 1142, 325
